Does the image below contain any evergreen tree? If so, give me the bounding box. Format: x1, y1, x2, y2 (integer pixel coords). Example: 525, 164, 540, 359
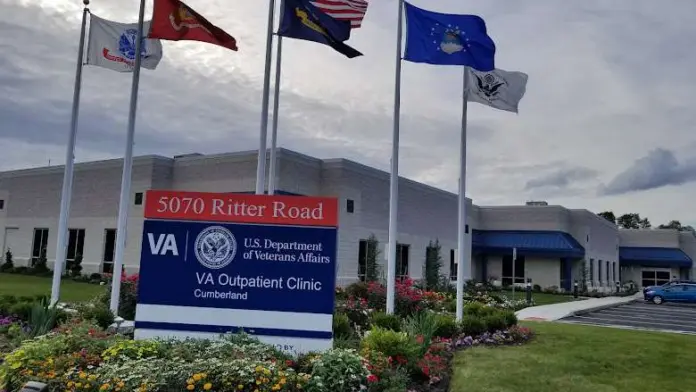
423, 239, 443, 290
364, 234, 380, 282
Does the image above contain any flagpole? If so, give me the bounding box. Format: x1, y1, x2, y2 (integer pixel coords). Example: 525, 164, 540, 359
109, 0, 147, 314
386, 0, 404, 315
456, 67, 470, 322
50, 0, 90, 306
267, 35, 283, 195
255, 0, 277, 195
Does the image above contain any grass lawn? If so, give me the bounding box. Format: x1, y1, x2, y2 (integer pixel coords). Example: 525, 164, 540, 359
501, 290, 579, 306
0, 273, 105, 302
451, 322, 696, 392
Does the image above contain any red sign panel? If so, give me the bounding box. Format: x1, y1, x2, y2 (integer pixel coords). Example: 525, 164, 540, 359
144, 190, 339, 227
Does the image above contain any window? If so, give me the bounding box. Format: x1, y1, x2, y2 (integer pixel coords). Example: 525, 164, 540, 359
31, 228, 49, 265
357, 239, 377, 281
396, 244, 409, 280
502, 255, 525, 286
67, 229, 85, 261
589, 259, 594, 282
641, 270, 671, 288
450, 249, 457, 281
465, 224, 469, 234
134, 192, 143, 206
346, 199, 354, 214
102, 229, 117, 274
0, 199, 4, 210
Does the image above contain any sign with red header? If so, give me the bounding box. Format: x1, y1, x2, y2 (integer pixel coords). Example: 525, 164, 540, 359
136, 189, 340, 354
144, 190, 339, 227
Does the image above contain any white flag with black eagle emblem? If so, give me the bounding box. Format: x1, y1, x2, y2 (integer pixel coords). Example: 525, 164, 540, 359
466, 67, 528, 113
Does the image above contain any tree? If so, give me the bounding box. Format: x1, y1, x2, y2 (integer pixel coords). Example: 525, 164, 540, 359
658, 220, 696, 233
0, 248, 13, 271
33, 246, 49, 273
597, 211, 616, 224
423, 239, 443, 290
617, 213, 651, 229
364, 234, 380, 282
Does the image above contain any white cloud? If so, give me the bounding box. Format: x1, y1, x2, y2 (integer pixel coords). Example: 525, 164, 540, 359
2, 0, 696, 226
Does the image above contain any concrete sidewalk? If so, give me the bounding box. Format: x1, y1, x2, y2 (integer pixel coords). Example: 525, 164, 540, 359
515, 294, 642, 321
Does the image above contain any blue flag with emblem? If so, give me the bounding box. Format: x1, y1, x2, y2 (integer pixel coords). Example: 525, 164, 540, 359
278, 0, 362, 58
403, 2, 495, 71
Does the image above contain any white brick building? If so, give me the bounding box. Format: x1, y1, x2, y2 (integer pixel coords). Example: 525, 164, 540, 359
0, 148, 693, 290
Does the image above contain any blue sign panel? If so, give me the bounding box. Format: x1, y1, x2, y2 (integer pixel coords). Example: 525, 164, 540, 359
138, 219, 337, 314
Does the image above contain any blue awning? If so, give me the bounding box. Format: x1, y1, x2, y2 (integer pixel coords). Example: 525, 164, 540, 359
473, 230, 585, 258
619, 247, 693, 268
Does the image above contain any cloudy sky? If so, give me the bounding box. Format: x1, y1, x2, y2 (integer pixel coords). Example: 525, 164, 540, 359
2, 0, 696, 226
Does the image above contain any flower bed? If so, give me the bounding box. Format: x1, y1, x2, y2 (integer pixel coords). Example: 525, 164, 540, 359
1, 278, 535, 392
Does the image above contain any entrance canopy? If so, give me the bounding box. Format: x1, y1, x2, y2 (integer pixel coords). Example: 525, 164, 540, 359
619, 247, 692, 268
473, 230, 585, 258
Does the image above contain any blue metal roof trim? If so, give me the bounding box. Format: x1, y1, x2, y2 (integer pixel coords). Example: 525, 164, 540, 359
619, 247, 693, 268
472, 230, 585, 258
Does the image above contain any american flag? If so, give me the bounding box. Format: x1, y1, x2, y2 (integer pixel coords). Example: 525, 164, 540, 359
310, 0, 369, 28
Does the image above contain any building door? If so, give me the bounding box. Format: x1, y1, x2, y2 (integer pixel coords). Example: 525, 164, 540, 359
2, 227, 20, 264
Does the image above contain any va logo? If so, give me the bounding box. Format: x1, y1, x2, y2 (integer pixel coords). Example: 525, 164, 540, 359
195, 226, 237, 270
119, 28, 148, 60
148, 233, 179, 256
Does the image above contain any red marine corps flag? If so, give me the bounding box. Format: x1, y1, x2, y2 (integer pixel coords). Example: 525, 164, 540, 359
148, 0, 238, 51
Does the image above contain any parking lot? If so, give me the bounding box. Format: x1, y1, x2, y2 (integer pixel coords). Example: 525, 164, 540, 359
561, 300, 696, 334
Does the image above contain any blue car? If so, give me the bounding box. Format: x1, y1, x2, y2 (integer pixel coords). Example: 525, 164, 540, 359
643, 280, 696, 295
644, 283, 696, 304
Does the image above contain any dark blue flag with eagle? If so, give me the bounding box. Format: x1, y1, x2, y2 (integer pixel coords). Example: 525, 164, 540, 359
278, 0, 363, 58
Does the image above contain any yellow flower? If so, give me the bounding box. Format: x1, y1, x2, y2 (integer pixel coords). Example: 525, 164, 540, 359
186, 385, 194, 391
100, 384, 111, 391
238, 385, 244, 390
263, 369, 271, 376
272, 384, 281, 391
187, 378, 195, 385
203, 383, 212, 390
193, 374, 203, 381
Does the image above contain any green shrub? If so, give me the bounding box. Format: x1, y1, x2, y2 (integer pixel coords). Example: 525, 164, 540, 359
344, 281, 370, 298
361, 326, 421, 363
332, 312, 352, 338
401, 311, 440, 347
463, 302, 487, 316
459, 315, 487, 337
77, 301, 116, 330
483, 313, 508, 332
7, 301, 35, 320
305, 349, 369, 392
444, 299, 457, 313
26, 298, 62, 338
370, 311, 402, 331
501, 310, 518, 327
434, 313, 458, 338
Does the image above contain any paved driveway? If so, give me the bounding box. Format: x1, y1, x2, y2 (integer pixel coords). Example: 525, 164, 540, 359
560, 300, 696, 334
